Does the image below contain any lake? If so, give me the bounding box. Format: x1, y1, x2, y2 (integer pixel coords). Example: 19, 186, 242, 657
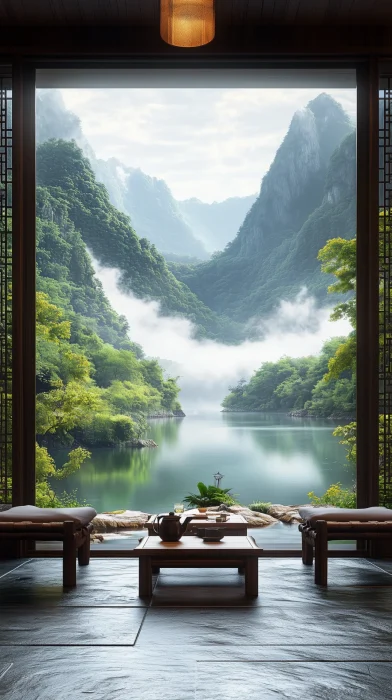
52, 412, 354, 513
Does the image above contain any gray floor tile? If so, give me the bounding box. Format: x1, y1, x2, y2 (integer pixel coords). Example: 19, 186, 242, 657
0, 559, 31, 579
0, 607, 146, 646
138, 604, 392, 647
0, 559, 151, 607
0, 554, 391, 700
196, 661, 392, 700
152, 569, 392, 610
369, 559, 392, 575
0, 648, 195, 700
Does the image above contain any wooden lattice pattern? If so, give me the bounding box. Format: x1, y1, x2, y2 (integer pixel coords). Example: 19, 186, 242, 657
0, 79, 12, 504
379, 78, 392, 506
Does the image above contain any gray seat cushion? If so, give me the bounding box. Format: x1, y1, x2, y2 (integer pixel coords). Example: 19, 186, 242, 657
0, 505, 97, 527
299, 506, 392, 524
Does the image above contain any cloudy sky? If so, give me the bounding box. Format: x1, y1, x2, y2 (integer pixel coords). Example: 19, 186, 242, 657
61, 87, 356, 203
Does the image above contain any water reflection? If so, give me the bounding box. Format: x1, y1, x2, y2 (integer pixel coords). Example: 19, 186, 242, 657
52, 413, 353, 513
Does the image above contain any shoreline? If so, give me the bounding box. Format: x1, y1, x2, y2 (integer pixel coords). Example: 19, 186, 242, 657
221, 408, 355, 421
147, 410, 186, 419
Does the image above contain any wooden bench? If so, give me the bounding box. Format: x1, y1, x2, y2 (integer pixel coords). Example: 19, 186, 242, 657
0, 506, 96, 587
298, 506, 392, 586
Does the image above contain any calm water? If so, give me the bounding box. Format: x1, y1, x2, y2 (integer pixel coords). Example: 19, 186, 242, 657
52, 413, 353, 513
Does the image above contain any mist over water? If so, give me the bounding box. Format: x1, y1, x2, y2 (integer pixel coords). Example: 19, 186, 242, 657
92, 259, 352, 413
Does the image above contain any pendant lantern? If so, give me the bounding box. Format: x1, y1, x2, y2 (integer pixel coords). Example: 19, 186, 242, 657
160, 0, 215, 48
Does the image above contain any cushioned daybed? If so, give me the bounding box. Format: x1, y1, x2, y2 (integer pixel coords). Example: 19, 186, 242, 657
0, 505, 97, 586
298, 506, 392, 586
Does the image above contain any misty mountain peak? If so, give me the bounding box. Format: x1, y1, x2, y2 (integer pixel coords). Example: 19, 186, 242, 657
36, 89, 83, 144
307, 92, 349, 121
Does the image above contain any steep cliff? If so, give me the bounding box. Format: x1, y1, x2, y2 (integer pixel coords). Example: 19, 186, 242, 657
179, 94, 355, 322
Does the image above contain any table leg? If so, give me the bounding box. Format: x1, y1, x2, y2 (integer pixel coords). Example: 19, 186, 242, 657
245, 558, 258, 597
139, 557, 153, 597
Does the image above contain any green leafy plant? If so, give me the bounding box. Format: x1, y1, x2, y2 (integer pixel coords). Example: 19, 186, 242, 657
248, 502, 272, 514
308, 482, 356, 509
183, 481, 237, 508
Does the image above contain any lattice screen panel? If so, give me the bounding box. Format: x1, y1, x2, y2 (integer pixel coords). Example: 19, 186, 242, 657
379, 78, 392, 506
0, 76, 12, 505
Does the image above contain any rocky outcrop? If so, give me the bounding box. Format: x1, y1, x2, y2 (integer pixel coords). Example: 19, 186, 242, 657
288, 409, 355, 420
147, 410, 186, 418
225, 505, 277, 526
210, 503, 303, 525
267, 504, 303, 523
92, 510, 150, 531
126, 439, 158, 448
207, 504, 277, 526
91, 502, 305, 534
288, 409, 309, 417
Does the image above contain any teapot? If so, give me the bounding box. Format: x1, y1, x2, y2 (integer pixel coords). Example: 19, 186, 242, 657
153, 512, 194, 542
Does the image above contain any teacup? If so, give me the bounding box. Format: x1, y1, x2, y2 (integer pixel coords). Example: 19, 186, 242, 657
205, 528, 222, 538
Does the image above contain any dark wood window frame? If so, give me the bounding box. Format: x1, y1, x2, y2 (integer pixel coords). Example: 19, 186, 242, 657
6, 56, 380, 554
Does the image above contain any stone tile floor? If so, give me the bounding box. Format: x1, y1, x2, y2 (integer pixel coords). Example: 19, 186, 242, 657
0, 556, 391, 699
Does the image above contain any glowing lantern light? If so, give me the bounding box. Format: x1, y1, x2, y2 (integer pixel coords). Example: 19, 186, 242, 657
160, 0, 215, 48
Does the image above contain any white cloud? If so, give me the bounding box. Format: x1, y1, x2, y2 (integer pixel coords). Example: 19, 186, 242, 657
60, 87, 356, 203
92, 261, 352, 413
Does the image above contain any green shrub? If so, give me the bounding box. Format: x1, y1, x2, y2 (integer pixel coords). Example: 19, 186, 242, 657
308, 482, 356, 509
248, 502, 272, 514
35, 444, 90, 507
76, 413, 137, 446
184, 482, 237, 508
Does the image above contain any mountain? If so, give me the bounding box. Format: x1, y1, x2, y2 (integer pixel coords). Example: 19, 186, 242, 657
179, 194, 257, 252
36, 90, 209, 260
176, 94, 355, 323
36, 138, 240, 342
36, 185, 139, 353
121, 168, 209, 259
35, 184, 187, 463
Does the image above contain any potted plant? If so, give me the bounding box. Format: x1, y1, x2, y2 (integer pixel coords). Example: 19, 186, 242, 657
183, 482, 236, 512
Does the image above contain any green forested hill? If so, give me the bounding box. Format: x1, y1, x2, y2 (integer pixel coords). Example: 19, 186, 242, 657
35, 181, 190, 504
174, 95, 355, 323
37, 187, 140, 353
36, 90, 210, 260
36, 139, 240, 343
222, 337, 355, 417
36, 184, 183, 431
37, 94, 356, 339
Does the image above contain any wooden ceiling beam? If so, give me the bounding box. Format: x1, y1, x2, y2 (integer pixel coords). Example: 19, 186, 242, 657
0, 0, 392, 26
0, 24, 391, 58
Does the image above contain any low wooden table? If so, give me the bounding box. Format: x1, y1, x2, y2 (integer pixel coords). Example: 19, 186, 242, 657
134, 535, 263, 598
146, 512, 248, 536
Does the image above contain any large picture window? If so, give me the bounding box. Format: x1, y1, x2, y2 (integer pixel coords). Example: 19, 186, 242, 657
31, 68, 358, 546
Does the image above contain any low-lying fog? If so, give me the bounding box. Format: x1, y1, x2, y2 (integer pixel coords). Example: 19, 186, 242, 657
93, 260, 352, 413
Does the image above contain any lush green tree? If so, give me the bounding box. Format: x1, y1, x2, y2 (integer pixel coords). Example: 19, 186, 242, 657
104, 380, 161, 415
89, 345, 142, 387
221, 337, 354, 417
34, 286, 183, 506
